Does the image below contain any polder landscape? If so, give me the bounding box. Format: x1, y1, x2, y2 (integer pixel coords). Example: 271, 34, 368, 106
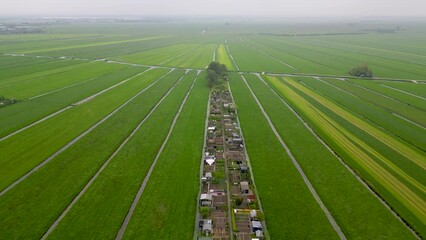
0, 16, 425, 240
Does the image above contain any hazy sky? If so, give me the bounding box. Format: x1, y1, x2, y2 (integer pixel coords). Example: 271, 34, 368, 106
1, 0, 425, 17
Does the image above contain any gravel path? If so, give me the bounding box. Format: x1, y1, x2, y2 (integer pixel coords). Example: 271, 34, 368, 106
241, 75, 347, 240
115, 75, 198, 240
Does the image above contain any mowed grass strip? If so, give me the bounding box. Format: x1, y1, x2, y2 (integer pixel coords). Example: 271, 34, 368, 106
114, 44, 199, 66
1, 62, 127, 99
0, 70, 185, 240
245, 74, 415, 239
286, 78, 426, 171
321, 78, 426, 127
217, 44, 236, 70
229, 74, 339, 239
122, 75, 208, 239
20, 36, 170, 54
0, 60, 92, 87
267, 76, 426, 235
347, 79, 426, 111
295, 77, 426, 151
0, 66, 146, 138
165, 44, 216, 69
0, 68, 168, 192
46, 73, 196, 239
0, 57, 70, 80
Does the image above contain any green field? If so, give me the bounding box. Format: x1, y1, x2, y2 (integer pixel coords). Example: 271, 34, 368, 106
0, 18, 424, 239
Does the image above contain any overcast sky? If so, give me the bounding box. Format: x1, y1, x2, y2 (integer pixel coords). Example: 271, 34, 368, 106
1, 0, 425, 17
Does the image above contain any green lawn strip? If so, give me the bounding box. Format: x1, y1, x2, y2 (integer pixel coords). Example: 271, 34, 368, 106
0, 54, 44, 66
46, 73, 196, 240
0, 66, 146, 138
282, 78, 426, 199
0, 34, 119, 52
0, 68, 168, 192
228, 74, 339, 239
0, 69, 185, 240
245, 74, 415, 239
114, 43, 199, 65
347, 79, 426, 111
20, 36, 170, 54
227, 42, 295, 73
379, 81, 426, 98
217, 44, 236, 70
295, 77, 426, 153
321, 78, 426, 127
297, 37, 426, 67
248, 36, 338, 75
285, 78, 426, 193
267, 76, 426, 235
0, 60, 89, 87
294, 37, 426, 76
165, 44, 216, 69
49, 36, 188, 60
0, 56, 54, 73
1, 62, 127, 99
267, 36, 426, 80
286, 78, 426, 171
122, 75, 208, 239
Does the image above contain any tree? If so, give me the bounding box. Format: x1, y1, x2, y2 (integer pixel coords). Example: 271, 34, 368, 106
206, 62, 228, 88
207, 62, 228, 78
206, 69, 218, 88
349, 64, 373, 77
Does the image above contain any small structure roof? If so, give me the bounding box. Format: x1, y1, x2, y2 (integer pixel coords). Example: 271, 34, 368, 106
203, 222, 212, 232
252, 221, 263, 229
201, 193, 212, 201
250, 210, 257, 218
205, 159, 215, 166
241, 181, 249, 191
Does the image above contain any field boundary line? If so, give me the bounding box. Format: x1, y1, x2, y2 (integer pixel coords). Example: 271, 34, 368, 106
252, 45, 297, 70
310, 78, 426, 142
380, 84, 426, 101
227, 81, 270, 238
28, 77, 99, 100
225, 40, 240, 70
393, 113, 426, 130
115, 75, 198, 240
21, 36, 170, 54
159, 46, 201, 66
40, 69, 180, 240
193, 92, 211, 240
241, 75, 347, 240
0, 67, 152, 142
0, 106, 72, 142
74, 67, 153, 105
0, 69, 173, 197
0, 61, 94, 89
213, 44, 218, 62
256, 73, 421, 239
313, 77, 360, 98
